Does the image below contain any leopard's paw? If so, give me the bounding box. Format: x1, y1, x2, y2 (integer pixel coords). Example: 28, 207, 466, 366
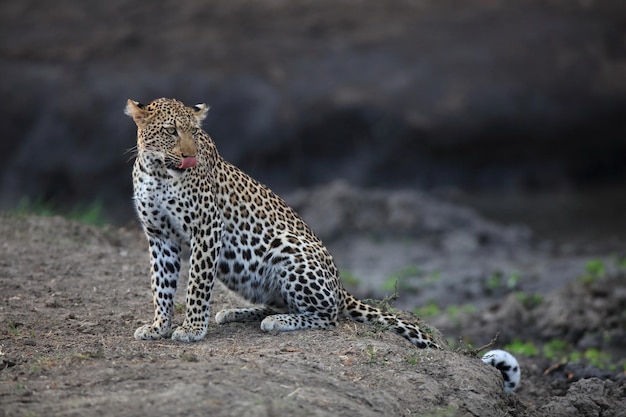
260, 315, 283, 332
171, 324, 207, 342
214, 309, 230, 324
134, 324, 169, 340
260, 314, 297, 332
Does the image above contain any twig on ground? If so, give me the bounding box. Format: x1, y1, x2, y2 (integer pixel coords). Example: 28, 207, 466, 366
474, 332, 500, 354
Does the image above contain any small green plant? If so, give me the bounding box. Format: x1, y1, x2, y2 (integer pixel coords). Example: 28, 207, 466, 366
73, 350, 105, 361
12, 197, 107, 226
542, 339, 569, 360
485, 271, 521, 292
340, 270, 360, 288
515, 292, 543, 309
563, 348, 622, 371
419, 270, 442, 285
174, 302, 185, 314
445, 304, 478, 323
504, 339, 538, 357
414, 301, 440, 318
582, 348, 613, 369
406, 353, 420, 365
363, 280, 401, 314
67, 200, 106, 226
29, 364, 43, 374
180, 352, 199, 362
578, 259, 606, 284
364, 344, 378, 364
488, 275, 501, 290
506, 271, 521, 289
485, 272, 502, 291
8, 321, 21, 337
380, 265, 421, 292
445, 336, 459, 349
14, 196, 56, 217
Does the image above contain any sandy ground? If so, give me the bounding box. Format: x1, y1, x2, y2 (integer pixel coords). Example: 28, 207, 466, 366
1, 194, 624, 416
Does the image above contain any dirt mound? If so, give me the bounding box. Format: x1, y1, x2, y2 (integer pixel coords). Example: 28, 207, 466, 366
0, 183, 626, 417
455, 271, 626, 356
0, 214, 506, 416
1, 207, 624, 415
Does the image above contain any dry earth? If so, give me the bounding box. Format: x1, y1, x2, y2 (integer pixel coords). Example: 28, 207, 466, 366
1, 188, 625, 416
0, 215, 507, 417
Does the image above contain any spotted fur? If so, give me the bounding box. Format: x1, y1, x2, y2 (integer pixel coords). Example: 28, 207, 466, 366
481, 349, 521, 393
126, 97, 441, 349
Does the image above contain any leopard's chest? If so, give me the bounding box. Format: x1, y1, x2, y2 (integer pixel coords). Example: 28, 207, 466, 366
133, 164, 201, 243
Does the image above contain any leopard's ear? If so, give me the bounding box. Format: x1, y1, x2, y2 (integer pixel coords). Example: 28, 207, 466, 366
192, 103, 209, 124
125, 99, 149, 127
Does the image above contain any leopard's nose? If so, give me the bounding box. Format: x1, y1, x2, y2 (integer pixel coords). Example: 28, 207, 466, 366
179, 132, 197, 157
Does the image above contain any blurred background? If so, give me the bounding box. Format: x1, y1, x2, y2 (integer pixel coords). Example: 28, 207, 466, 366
1, 0, 625, 243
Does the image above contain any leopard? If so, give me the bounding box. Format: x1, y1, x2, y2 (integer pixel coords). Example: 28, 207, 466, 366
125, 97, 442, 350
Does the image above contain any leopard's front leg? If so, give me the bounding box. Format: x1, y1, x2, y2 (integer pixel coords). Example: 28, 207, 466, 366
171, 216, 223, 342
134, 237, 181, 340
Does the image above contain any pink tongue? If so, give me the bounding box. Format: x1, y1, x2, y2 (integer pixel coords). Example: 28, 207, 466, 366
178, 156, 197, 169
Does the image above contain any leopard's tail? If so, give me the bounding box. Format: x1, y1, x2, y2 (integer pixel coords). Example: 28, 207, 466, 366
340, 292, 442, 349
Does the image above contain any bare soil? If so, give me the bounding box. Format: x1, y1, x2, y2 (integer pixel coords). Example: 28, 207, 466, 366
1, 196, 624, 416
0, 214, 506, 417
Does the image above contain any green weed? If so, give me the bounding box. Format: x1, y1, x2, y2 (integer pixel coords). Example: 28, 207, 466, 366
364, 344, 378, 364
73, 350, 105, 361
363, 282, 400, 313
582, 348, 613, 369
29, 364, 42, 374
445, 336, 460, 348
506, 271, 521, 288
12, 197, 107, 226
180, 352, 199, 362
414, 301, 440, 318
67, 200, 106, 226
406, 353, 420, 365
542, 339, 569, 360
505, 337, 626, 373
446, 304, 477, 320
14, 196, 56, 217
7, 321, 21, 337
485, 273, 502, 291
565, 348, 620, 371
578, 259, 606, 284
515, 292, 543, 308
174, 302, 185, 315
504, 339, 538, 357
340, 270, 361, 288
485, 271, 521, 292
380, 265, 421, 292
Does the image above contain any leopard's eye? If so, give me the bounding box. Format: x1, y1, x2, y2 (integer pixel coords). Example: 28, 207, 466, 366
191, 127, 199, 135
164, 126, 177, 135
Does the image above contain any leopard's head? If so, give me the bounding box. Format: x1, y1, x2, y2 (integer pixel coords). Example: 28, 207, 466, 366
126, 98, 208, 173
